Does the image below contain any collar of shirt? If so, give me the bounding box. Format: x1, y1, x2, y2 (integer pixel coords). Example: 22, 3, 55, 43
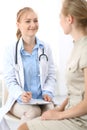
20, 38, 44, 54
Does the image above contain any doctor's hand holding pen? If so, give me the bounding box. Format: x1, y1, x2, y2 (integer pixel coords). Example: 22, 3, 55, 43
21, 91, 32, 103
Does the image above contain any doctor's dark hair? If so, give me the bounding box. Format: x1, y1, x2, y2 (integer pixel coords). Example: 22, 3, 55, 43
16, 7, 35, 40
61, 0, 87, 29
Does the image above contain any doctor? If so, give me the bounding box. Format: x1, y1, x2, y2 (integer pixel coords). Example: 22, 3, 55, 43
2, 7, 56, 121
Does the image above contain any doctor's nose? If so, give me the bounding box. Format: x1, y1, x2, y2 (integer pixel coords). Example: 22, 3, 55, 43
30, 21, 36, 27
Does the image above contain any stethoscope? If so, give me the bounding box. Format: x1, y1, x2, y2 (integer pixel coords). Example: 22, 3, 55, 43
15, 39, 48, 65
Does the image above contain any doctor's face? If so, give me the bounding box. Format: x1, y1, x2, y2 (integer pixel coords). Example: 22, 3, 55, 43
17, 11, 39, 38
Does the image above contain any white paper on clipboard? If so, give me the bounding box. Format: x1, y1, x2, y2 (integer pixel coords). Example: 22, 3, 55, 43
19, 98, 51, 105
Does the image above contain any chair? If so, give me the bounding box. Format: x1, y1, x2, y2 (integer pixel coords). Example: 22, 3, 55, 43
1, 80, 20, 121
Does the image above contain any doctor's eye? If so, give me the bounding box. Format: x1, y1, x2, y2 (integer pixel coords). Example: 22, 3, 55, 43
33, 17, 38, 22
25, 20, 31, 23
33, 19, 38, 23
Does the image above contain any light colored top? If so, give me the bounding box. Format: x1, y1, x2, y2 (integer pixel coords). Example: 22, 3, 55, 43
66, 36, 87, 127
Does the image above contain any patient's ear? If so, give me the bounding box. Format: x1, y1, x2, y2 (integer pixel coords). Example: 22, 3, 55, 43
67, 14, 74, 24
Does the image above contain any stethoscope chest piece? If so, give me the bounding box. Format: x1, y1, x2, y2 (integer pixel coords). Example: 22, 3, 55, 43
39, 48, 48, 61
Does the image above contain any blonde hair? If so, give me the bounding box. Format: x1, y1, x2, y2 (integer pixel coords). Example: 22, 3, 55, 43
16, 7, 35, 40
62, 0, 87, 28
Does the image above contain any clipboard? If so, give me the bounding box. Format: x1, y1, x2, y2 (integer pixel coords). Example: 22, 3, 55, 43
19, 98, 51, 105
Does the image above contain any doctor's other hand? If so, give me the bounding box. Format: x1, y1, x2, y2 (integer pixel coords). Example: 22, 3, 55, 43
43, 94, 52, 102
21, 91, 32, 103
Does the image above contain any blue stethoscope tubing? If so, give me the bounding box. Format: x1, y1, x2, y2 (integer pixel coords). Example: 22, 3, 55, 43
15, 40, 48, 65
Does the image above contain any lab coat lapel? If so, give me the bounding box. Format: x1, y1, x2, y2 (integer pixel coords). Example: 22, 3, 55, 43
17, 39, 24, 88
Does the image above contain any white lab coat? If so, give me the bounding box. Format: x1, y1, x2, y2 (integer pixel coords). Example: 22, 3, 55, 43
0, 118, 10, 130
0, 37, 56, 121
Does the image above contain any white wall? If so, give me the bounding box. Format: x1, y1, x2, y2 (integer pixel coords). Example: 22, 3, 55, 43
0, 0, 73, 95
